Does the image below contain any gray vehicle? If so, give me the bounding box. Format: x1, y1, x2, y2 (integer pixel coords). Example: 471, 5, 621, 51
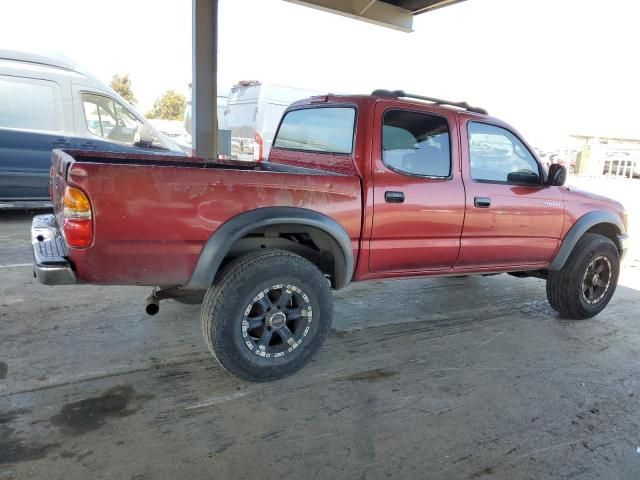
182, 81, 229, 155
0, 50, 185, 207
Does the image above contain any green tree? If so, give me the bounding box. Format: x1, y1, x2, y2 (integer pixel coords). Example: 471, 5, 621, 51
146, 90, 185, 120
110, 74, 137, 105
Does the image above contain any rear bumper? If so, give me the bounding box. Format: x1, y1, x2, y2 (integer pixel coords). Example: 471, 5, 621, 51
32, 214, 77, 285
618, 233, 629, 262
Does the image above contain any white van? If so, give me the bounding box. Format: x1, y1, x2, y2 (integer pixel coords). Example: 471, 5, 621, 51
0, 49, 184, 206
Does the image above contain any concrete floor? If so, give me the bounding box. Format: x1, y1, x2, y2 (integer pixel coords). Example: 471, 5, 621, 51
1, 207, 640, 480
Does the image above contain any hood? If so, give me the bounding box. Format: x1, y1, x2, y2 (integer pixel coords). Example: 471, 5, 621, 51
562, 186, 622, 207
561, 185, 627, 232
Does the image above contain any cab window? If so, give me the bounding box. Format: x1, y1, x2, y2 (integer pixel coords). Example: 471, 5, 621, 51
468, 122, 540, 184
0, 75, 64, 132
273, 107, 355, 154
82, 93, 143, 145
382, 110, 451, 177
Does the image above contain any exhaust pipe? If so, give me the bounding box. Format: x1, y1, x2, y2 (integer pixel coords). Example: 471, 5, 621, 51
145, 295, 160, 316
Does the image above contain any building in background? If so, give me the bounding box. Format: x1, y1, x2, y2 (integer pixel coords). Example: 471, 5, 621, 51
572, 134, 640, 178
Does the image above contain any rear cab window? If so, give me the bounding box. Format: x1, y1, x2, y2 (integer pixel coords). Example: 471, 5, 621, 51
273, 107, 356, 154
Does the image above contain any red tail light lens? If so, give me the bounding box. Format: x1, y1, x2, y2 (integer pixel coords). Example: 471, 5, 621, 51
62, 186, 93, 248
63, 218, 93, 248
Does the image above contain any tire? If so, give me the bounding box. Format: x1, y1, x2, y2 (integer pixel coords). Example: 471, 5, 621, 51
201, 249, 334, 382
546, 233, 620, 319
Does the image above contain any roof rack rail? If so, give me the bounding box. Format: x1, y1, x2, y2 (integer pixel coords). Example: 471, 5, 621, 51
371, 89, 488, 115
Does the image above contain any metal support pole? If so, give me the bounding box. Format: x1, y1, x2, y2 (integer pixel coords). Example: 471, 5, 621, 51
192, 0, 218, 159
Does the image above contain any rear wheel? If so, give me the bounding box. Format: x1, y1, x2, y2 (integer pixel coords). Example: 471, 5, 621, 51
201, 249, 333, 382
546, 233, 620, 319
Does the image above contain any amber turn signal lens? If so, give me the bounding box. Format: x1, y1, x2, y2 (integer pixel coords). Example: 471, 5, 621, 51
63, 186, 91, 216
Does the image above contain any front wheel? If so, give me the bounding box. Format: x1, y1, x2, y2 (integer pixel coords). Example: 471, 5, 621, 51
546, 233, 620, 319
201, 250, 334, 382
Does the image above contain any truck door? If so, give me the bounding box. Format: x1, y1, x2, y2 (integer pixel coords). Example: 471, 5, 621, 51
456, 118, 564, 268
369, 102, 465, 273
0, 75, 70, 200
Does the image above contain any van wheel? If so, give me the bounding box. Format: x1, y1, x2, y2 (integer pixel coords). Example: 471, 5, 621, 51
546, 233, 620, 319
201, 250, 333, 382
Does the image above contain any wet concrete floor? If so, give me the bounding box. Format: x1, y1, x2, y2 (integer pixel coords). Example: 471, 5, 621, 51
1, 211, 640, 479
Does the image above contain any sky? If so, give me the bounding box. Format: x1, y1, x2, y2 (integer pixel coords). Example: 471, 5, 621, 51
1, 0, 639, 147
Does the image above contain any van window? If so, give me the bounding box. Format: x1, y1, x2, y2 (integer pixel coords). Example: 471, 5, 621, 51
273, 107, 355, 154
382, 110, 451, 177
0, 75, 64, 132
82, 93, 143, 145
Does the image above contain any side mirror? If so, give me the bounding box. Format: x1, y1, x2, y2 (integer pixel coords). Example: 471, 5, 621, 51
134, 124, 154, 148
547, 164, 567, 186
506, 169, 540, 185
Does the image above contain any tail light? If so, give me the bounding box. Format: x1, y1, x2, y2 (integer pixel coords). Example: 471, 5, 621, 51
62, 186, 93, 248
253, 132, 263, 162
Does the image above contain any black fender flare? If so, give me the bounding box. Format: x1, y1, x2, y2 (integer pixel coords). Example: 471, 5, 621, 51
548, 211, 625, 270
186, 207, 354, 289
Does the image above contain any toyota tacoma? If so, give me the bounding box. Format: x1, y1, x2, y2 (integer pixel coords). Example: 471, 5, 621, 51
31, 90, 629, 381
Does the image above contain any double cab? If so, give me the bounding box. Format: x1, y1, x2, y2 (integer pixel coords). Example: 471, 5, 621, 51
32, 90, 628, 381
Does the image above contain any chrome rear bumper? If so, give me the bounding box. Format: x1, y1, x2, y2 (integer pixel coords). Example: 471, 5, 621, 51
32, 214, 76, 285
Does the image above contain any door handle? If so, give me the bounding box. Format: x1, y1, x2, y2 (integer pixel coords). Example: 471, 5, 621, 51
474, 196, 491, 208
385, 191, 405, 203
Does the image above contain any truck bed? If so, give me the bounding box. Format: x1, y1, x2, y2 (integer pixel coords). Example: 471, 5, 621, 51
50, 150, 362, 286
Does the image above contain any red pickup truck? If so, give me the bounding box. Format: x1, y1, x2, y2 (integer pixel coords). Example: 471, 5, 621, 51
32, 90, 628, 382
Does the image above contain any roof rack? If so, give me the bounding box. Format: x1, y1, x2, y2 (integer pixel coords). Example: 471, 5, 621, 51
371, 89, 488, 115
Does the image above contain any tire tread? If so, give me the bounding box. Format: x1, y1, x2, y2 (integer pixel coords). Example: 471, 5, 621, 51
201, 249, 333, 381
547, 233, 619, 319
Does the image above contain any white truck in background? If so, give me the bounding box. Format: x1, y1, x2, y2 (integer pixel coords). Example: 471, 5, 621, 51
225, 81, 324, 161
184, 81, 324, 161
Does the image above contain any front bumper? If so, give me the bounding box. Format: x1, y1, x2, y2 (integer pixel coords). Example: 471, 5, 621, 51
618, 233, 629, 262
32, 214, 77, 285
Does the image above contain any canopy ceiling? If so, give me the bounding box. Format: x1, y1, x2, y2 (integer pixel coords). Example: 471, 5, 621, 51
284, 0, 467, 32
